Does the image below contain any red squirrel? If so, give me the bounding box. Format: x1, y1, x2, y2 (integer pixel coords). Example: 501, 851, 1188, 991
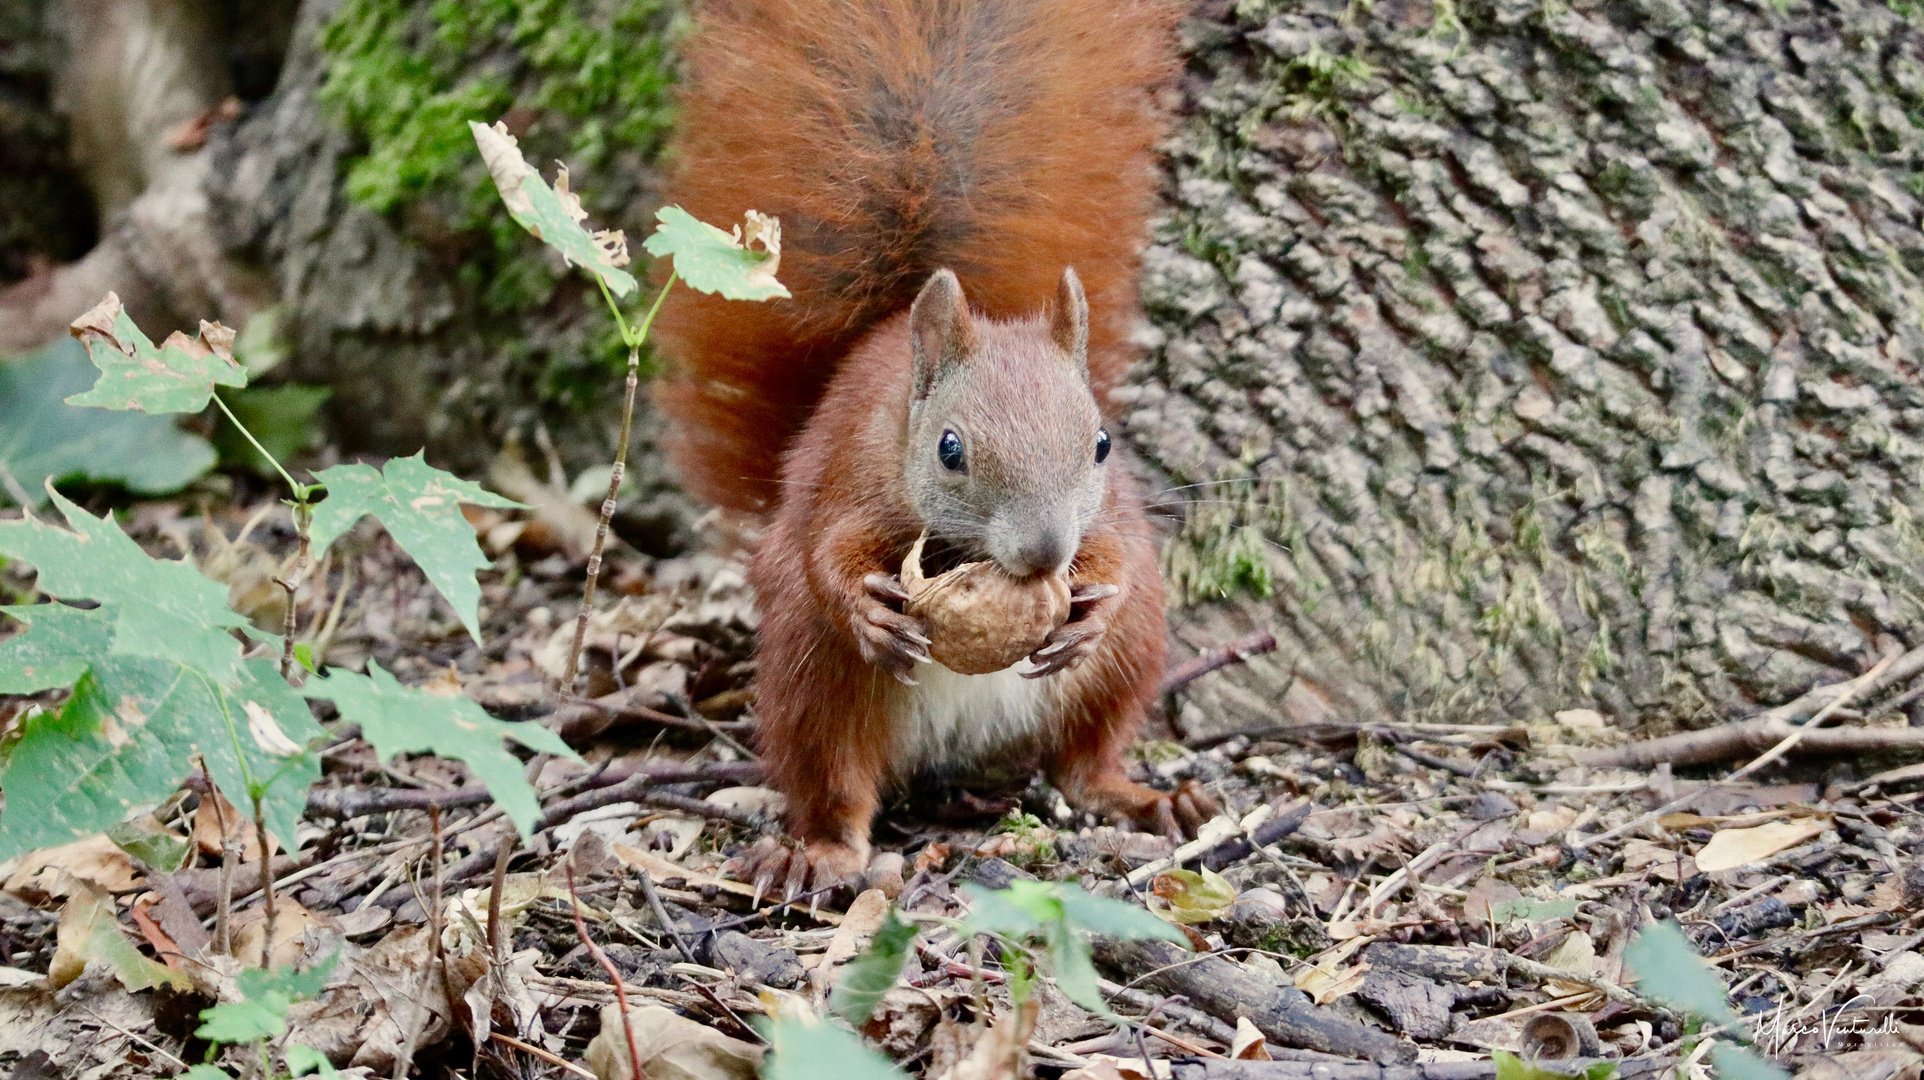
650, 0, 1219, 895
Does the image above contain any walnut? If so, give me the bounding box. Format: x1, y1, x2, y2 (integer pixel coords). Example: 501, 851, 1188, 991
900, 533, 1071, 675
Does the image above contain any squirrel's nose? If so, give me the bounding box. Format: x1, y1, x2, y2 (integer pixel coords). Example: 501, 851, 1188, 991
990, 515, 1075, 578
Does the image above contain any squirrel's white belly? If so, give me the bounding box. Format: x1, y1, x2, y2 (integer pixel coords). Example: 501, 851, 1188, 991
893, 662, 1056, 772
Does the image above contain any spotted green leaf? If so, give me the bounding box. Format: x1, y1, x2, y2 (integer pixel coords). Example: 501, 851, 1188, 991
0, 489, 250, 683
302, 661, 575, 839
0, 603, 114, 693
308, 453, 524, 644
0, 338, 217, 508
643, 205, 790, 301
66, 293, 247, 414
107, 818, 192, 873
0, 656, 320, 862
471, 120, 636, 298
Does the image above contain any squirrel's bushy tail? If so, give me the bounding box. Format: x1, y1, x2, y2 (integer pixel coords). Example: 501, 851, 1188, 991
650, 0, 1180, 514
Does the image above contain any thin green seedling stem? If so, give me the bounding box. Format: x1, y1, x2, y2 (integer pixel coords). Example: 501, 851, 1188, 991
561, 272, 677, 693
211, 392, 303, 497
211, 391, 319, 683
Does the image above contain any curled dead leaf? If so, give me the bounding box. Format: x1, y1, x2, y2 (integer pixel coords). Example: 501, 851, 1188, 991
1147, 868, 1236, 925
5, 833, 145, 903
473, 122, 540, 221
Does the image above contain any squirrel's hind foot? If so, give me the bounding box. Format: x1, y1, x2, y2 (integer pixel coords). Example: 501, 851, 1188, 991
730, 835, 872, 905
1064, 776, 1220, 842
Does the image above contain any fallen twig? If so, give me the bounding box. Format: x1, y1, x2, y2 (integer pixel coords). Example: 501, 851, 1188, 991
1576, 647, 1900, 850
1161, 630, 1279, 695
1361, 943, 1640, 1007
567, 868, 644, 1080
1168, 1057, 1673, 1079
1200, 800, 1314, 871
1093, 937, 1414, 1064
307, 784, 495, 819
1577, 644, 1923, 770
549, 685, 758, 742
491, 1031, 597, 1079
637, 869, 699, 965
1099, 979, 1238, 1045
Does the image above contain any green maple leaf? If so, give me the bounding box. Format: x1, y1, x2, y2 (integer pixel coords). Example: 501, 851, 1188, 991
197, 954, 338, 1044
307, 453, 524, 644
302, 662, 575, 838
0, 339, 217, 508
471, 120, 637, 298
959, 881, 1185, 1017
66, 292, 248, 414
1623, 920, 1742, 1029
643, 205, 791, 301
830, 911, 919, 1026
284, 1045, 339, 1077
0, 656, 320, 862
0, 603, 114, 693
761, 1015, 906, 1080
107, 817, 193, 873
0, 489, 251, 683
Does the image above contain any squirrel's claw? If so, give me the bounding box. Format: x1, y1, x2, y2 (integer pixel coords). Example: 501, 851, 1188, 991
864, 572, 915, 605
732, 837, 791, 908
729, 837, 869, 906
1024, 579, 1119, 677
1024, 619, 1105, 678
858, 597, 933, 679
1170, 780, 1218, 837
1070, 582, 1121, 604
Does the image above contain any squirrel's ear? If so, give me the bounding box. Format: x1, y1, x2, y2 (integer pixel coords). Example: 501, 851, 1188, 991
1051, 267, 1089, 375
910, 269, 976, 401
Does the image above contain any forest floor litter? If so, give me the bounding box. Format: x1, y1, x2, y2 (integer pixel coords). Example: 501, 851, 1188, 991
2, 491, 1922, 1080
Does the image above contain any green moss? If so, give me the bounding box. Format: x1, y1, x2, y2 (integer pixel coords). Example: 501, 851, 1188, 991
1268, 45, 1376, 122
319, 0, 681, 326
1163, 478, 1293, 605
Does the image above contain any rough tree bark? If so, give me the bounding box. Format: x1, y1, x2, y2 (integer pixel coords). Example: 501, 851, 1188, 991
1134, 0, 1924, 735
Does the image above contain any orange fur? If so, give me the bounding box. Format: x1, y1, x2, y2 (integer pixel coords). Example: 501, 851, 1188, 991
652, 0, 1179, 513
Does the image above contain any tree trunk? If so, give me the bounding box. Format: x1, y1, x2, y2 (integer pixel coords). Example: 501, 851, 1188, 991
1137, 0, 1924, 736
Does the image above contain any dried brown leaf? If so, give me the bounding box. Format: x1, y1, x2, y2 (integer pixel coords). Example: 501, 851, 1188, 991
585, 1002, 762, 1080
1694, 818, 1829, 873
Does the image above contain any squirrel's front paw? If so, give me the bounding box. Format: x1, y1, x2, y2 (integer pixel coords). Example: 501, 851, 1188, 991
856, 572, 932, 684
1023, 582, 1120, 678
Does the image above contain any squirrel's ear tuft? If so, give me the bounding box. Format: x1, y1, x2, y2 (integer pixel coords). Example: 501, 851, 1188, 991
910, 269, 977, 400
1051, 267, 1089, 374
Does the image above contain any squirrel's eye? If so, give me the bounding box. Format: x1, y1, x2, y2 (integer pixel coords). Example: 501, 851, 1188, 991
1094, 428, 1111, 464
938, 429, 966, 472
